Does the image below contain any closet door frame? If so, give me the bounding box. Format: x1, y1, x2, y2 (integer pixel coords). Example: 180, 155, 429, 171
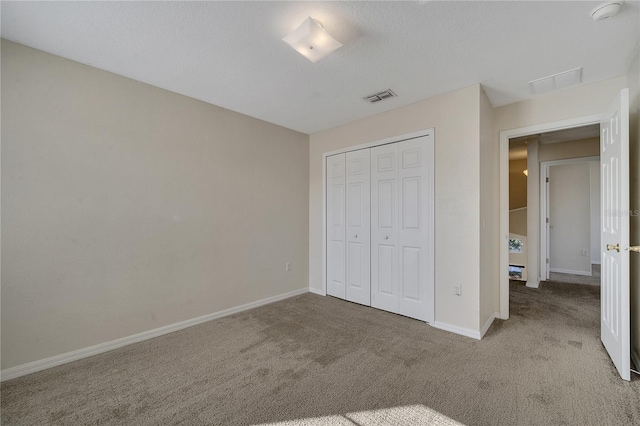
321, 129, 435, 324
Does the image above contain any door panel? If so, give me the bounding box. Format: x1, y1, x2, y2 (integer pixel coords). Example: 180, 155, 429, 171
600, 88, 630, 381
326, 154, 346, 299
402, 177, 420, 229
402, 246, 421, 300
377, 245, 395, 295
398, 137, 433, 322
371, 144, 399, 313
348, 242, 363, 288
346, 149, 371, 305
348, 183, 363, 227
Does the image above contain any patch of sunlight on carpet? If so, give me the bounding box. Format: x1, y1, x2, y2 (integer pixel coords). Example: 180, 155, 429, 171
256, 404, 464, 426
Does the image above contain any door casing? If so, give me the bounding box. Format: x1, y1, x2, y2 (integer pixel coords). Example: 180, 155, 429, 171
499, 115, 602, 319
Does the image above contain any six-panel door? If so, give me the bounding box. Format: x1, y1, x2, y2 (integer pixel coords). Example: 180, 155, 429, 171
326, 153, 346, 299
397, 137, 431, 321
346, 149, 371, 306
600, 89, 630, 381
371, 143, 401, 314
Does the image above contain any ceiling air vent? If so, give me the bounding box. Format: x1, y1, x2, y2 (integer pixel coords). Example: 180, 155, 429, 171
528, 67, 582, 95
364, 89, 397, 103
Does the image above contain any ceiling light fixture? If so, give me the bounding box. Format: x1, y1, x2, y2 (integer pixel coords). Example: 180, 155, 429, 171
590, 1, 623, 21
282, 17, 342, 63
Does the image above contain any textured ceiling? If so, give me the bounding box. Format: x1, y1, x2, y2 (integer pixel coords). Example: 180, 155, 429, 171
2, 1, 639, 134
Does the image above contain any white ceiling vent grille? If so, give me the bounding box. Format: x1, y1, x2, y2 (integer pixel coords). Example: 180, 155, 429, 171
364, 89, 397, 103
528, 67, 582, 95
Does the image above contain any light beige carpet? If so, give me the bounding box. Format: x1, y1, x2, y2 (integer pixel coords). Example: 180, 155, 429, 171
2, 281, 639, 425
549, 264, 601, 286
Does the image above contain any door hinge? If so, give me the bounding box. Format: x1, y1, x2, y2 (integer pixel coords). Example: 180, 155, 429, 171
546, 177, 549, 183
546, 217, 549, 223
546, 258, 549, 264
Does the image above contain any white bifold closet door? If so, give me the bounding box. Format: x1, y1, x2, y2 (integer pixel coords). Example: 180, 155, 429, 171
345, 149, 371, 305
326, 153, 346, 299
326, 135, 432, 322
371, 137, 431, 321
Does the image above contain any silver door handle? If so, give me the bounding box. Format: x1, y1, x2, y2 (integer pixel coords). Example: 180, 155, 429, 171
384, 236, 389, 240
353, 234, 358, 238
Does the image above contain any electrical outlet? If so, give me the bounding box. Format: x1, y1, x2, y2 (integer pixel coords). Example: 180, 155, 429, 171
454, 285, 462, 296
286, 262, 292, 272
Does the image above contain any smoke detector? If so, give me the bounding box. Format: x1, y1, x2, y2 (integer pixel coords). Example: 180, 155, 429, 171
590, 1, 623, 21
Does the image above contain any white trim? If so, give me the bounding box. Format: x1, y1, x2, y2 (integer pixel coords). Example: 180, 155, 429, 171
0, 288, 309, 382
321, 129, 435, 323
431, 321, 481, 340
322, 129, 432, 158
480, 312, 499, 338
632, 349, 640, 371
526, 281, 540, 289
499, 114, 602, 320
549, 267, 593, 276
509, 206, 527, 213
322, 147, 328, 296
308, 287, 325, 296
540, 156, 600, 168
425, 131, 436, 325
540, 161, 550, 281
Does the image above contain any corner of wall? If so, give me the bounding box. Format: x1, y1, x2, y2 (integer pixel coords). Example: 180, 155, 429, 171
479, 85, 498, 331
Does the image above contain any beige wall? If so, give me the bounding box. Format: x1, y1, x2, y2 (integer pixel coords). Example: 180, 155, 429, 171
479, 87, 498, 329
526, 140, 540, 286
310, 85, 483, 332
628, 44, 640, 368
509, 208, 527, 236
1, 41, 310, 370
538, 137, 600, 162
509, 159, 528, 210
495, 76, 628, 132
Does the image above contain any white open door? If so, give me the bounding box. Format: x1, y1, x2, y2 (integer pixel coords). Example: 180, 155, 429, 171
600, 88, 630, 381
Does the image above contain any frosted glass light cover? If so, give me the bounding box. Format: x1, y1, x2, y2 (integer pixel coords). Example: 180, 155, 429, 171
282, 17, 342, 63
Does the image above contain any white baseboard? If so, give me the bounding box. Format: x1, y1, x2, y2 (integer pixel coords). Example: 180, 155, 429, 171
632, 349, 640, 371
308, 287, 325, 296
431, 321, 481, 340
549, 268, 592, 276
480, 312, 499, 338
1, 288, 309, 382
